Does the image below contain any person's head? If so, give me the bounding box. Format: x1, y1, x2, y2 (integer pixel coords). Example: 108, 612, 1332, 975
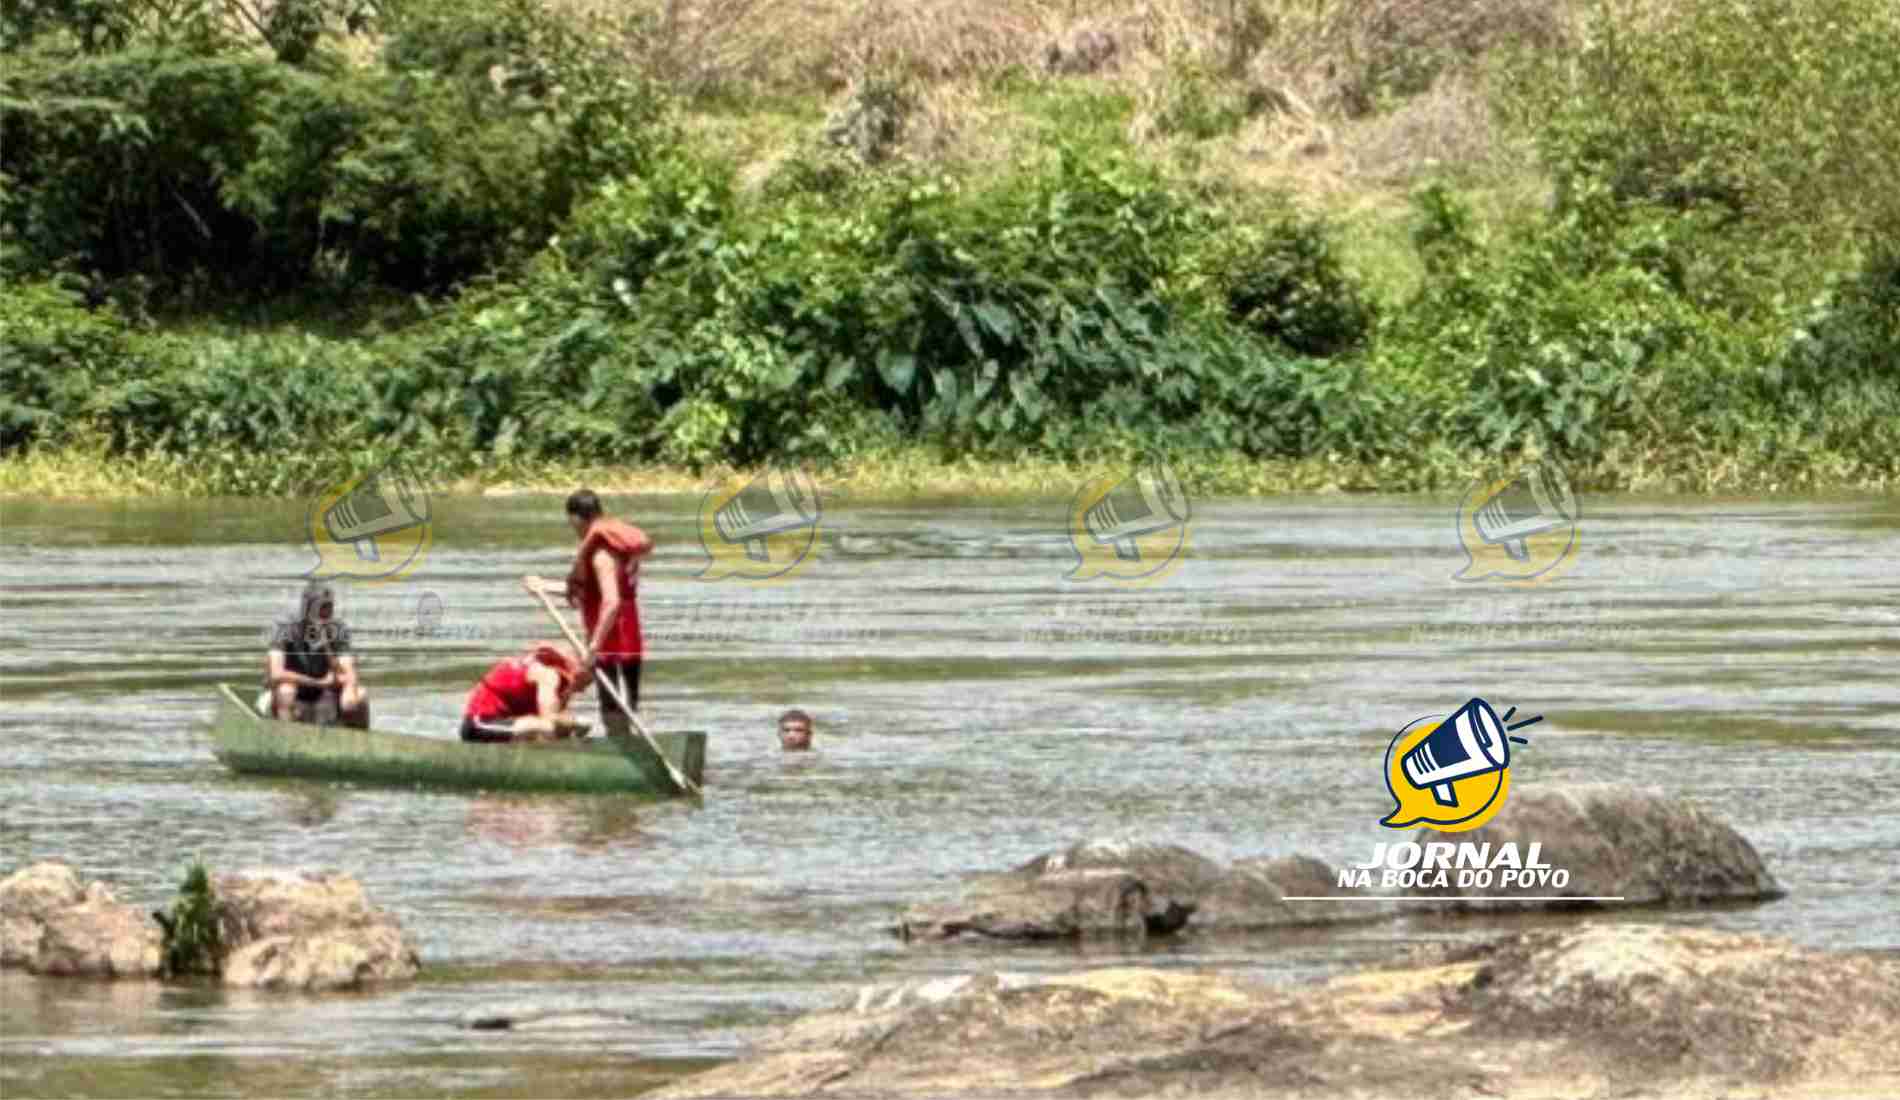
565, 489, 603, 538
529, 641, 581, 697
777, 709, 813, 751
301, 580, 336, 626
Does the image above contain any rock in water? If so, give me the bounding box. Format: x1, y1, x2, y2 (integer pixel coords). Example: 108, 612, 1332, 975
214, 869, 420, 990
897, 869, 1158, 942
0, 863, 161, 978
651, 925, 1900, 1099
458, 1004, 636, 1032
1420, 784, 1786, 908
898, 839, 1372, 941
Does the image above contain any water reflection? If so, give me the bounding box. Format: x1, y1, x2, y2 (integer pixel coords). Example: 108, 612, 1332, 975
283, 787, 342, 828
464, 796, 650, 853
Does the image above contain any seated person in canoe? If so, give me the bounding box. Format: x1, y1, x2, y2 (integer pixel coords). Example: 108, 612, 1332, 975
258, 580, 370, 728
460, 642, 590, 743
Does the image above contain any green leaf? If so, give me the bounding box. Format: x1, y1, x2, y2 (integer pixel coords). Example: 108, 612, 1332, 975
877, 350, 916, 393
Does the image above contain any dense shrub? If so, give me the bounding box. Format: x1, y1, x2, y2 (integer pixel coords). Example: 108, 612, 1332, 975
2, 0, 674, 297
1505, 0, 1900, 306
1208, 216, 1376, 357
0, 279, 151, 449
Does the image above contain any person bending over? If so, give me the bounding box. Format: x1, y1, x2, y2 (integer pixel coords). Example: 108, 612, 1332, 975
461, 643, 588, 743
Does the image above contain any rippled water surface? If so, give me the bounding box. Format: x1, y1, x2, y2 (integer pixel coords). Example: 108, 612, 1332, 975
3, 493, 1898, 1097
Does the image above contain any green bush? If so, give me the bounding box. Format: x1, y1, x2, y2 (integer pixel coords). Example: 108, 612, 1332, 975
0, 278, 149, 449
1209, 216, 1376, 357
153, 861, 222, 979
2, 0, 675, 297
1505, 0, 1900, 305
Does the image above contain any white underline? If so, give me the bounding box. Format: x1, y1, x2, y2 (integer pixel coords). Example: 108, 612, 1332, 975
1282, 896, 1627, 901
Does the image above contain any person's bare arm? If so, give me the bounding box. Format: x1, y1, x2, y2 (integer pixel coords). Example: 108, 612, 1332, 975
333, 654, 358, 690
534, 666, 564, 722
518, 665, 582, 740
586, 548, 620, 661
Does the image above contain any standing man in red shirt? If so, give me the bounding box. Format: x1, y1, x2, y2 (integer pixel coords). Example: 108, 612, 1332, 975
525, 489, 654, 739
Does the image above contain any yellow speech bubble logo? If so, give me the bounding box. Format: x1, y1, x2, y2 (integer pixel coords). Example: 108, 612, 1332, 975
306, 460, 432, 583
1379, 697, 1534, 832
1454, 463, 1580, 584
696, 468, 822, 584
1065, 464, 1191, 585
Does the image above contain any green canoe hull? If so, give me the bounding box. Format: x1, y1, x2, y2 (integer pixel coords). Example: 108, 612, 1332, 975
208, 685, 705, 797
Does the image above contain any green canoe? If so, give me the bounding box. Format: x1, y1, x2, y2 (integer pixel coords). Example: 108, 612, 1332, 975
208, 684, 706, 797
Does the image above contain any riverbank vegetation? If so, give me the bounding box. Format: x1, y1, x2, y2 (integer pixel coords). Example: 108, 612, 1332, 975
4, 0, 1898, 497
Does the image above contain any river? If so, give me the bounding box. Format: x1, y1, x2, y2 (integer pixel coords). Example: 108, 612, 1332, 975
3, 492, 1897, 1097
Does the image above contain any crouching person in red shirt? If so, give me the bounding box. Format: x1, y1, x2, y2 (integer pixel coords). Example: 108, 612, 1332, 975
460, 642, 589, 743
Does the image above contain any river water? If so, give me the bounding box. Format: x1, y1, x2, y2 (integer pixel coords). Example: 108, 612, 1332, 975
3, 492, 1897, 1097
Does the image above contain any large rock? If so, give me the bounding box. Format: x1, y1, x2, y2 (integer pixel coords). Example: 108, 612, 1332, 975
0, 862, 161, 979
896, 840, 1371, 941
653, 925, 1900, 1099
214, 869, 420, 990
1418, 784, 1786, 909
1194, 853, 1394, 929
896, 869, 1170, 942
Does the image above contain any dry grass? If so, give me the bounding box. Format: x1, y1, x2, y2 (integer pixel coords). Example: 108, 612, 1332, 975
505, 0, 1583, 214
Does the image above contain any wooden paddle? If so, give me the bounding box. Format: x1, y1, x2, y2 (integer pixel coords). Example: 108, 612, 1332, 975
522, 580, 701, 797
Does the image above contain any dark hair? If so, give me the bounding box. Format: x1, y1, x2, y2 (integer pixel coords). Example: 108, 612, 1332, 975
778, 709, 813, 728
565, 489, 603, 521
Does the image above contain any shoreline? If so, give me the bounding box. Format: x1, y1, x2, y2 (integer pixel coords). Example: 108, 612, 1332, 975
4, 447, 1898, 503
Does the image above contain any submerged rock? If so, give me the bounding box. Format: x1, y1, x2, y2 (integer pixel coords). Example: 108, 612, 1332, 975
901, 788, 1783, 943
654, 925, 1900, 1099
215, 869, 420, 990
1418, 784, 1786, 908
897, 839, 1372, 941
0, 862, 162, 979
458, 1004, 637, 1032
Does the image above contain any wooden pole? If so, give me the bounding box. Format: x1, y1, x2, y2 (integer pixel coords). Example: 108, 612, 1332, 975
523, 581, 701, 797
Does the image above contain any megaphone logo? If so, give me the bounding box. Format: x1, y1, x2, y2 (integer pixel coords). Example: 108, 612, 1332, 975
307, 457, 432, 582
1066, 462, 1191, 584
1380, 697, 1541, 831
697, 467, 822, 583
1455, 462, 1579, 583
